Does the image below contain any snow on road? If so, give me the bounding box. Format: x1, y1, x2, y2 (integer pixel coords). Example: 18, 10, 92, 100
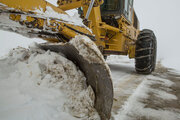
107, 56, 180, 120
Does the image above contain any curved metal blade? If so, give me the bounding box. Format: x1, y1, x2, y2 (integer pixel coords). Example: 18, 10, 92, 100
38, 43, 113, 120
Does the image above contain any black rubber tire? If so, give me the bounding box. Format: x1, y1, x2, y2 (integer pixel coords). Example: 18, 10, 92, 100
135, 29, 157, 74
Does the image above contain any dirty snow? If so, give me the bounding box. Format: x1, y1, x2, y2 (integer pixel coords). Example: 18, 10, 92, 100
0, 44, 100, 120
114, 76, 178, 120
70, 35, 104, 64
69, 35, 111, 76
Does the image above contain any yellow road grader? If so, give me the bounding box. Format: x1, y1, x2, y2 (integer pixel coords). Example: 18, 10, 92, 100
0, 0, 157, 119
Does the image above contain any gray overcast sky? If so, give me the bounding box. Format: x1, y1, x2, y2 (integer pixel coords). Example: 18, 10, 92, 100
134, 0, 180, 64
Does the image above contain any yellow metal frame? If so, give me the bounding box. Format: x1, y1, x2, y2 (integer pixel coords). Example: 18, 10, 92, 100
0, 0, 140, 58
0, 0, 93, 42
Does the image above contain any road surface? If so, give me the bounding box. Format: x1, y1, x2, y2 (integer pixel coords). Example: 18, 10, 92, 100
107, 56, 180, 120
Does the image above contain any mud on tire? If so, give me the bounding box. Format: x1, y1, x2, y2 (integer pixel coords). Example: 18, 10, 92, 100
135, 29, 157, 74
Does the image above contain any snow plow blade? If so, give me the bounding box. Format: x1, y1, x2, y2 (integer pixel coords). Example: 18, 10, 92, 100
38, 41, 113, 120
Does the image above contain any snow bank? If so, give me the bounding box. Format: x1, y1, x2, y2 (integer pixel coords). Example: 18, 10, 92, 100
0, 44, 100, 120
0, 30, 44, 57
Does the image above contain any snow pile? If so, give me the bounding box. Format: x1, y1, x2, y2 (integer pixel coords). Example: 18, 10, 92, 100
0, 44, 100, 120
70, 35, 104, 64
0, 30, 44, 57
